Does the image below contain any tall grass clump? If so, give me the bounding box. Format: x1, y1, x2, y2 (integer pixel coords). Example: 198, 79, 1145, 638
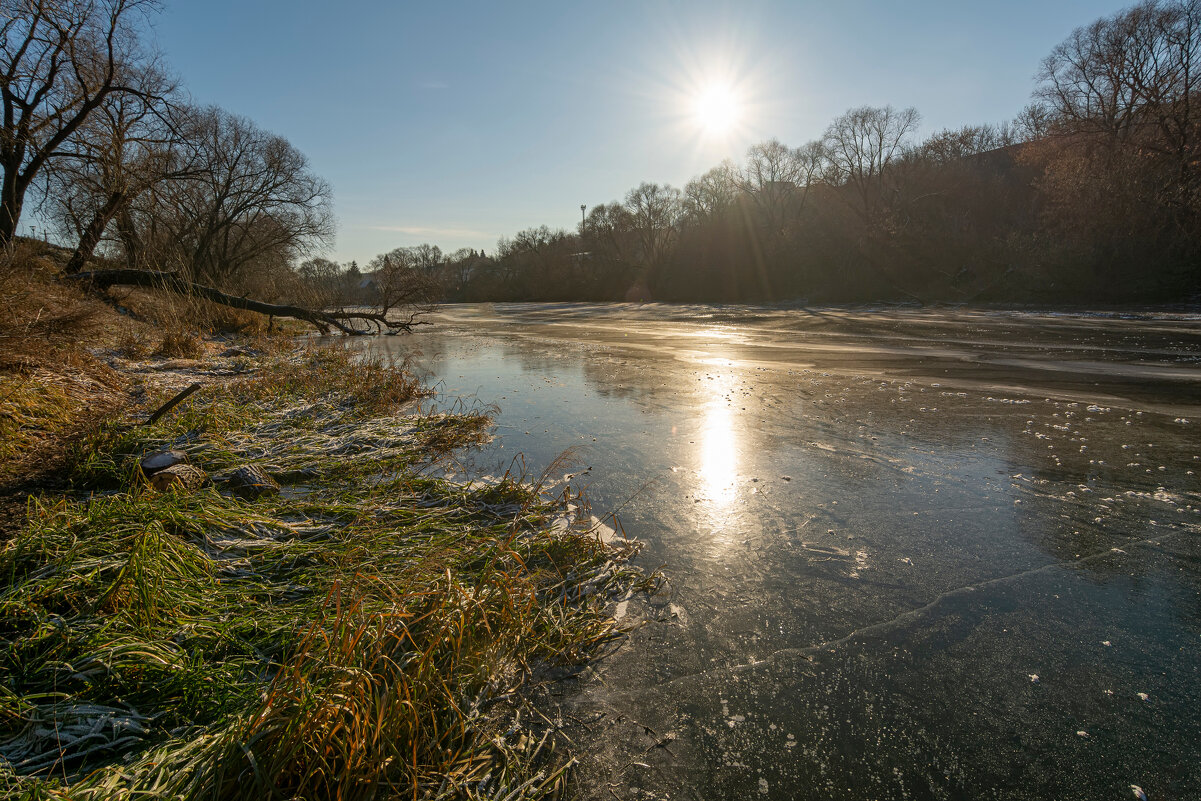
0, 345, 651, 800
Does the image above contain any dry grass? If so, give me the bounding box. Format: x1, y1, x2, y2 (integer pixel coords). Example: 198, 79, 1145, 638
113, 323, 153, 359
0, 241, 298, 485
0, 362, 125, 476
152, 328, 207, 359
0, 241, 136, 486
0, 240, 649, 797
0, 240, 107, 360
111, 286, 271, 336
231, 346, 429, 415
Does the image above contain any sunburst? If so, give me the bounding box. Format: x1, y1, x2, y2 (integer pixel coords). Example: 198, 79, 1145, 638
692, 83, 741, 135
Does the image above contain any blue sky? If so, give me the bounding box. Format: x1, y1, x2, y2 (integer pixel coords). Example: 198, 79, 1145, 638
150, 0, 1132, 266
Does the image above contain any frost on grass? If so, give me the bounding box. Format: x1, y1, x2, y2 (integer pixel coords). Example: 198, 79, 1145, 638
0, 347, 655, 801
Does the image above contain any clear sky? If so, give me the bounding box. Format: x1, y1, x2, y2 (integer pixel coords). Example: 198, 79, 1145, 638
149, 0, 1132, 266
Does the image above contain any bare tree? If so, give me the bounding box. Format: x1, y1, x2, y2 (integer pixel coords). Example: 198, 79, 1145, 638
1035, 0, 1201, 210
581, 201, 633, 261
47, 64, 194, 274
912, 123, 1015, 164
438, 247, 485, 294
823, 105, 921, 218
683, 160, 739, 222
1014, 103, 1055, 140
0, 0, 159, 243
738, 139, 827, 231
740, 139, 802, 189
408, 242, 442, 273
367, 251, 439, 322
1036, 3, 1163, 140
294, 256, 345, 307
491, 225, 579, 298
623, 181, 681, 271
124, 105, 333, 286
793, 140, 829, 198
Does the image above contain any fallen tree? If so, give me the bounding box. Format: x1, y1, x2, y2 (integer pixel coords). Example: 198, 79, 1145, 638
66, 269, 431, 335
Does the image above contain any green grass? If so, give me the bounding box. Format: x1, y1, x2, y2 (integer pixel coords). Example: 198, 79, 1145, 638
0, 346, 652, 800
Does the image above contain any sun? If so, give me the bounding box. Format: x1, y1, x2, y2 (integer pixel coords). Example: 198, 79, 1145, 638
693, 83, 740, 135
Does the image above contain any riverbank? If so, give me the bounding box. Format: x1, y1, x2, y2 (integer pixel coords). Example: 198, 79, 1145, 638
0, 328, 649, 798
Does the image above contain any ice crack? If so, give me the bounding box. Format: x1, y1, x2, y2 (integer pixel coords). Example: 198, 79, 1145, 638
640, 528, 1194, 693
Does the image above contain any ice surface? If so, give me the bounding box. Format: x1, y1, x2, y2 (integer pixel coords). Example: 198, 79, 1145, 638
350, 304, 1201, 800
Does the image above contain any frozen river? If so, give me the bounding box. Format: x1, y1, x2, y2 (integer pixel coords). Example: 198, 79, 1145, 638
353, 304, 1201, 801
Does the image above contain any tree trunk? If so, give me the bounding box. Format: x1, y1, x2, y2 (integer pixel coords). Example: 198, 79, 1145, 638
63, 190, 128, 275
0, 166, 23, 245
116, 208, 144, 269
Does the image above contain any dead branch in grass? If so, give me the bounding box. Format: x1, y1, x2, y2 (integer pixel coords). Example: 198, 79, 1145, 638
67, 269, 433, 335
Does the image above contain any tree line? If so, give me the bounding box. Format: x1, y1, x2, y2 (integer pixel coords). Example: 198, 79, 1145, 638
422, 0, 1201, 305
4, 0, 1198, 311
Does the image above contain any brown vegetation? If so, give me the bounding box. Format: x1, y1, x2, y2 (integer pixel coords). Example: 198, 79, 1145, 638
0, 240, 295, 489
0, 241, 128, 486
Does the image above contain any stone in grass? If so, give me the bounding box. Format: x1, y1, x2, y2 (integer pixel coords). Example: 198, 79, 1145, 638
150, 463, 208, 492
140, 449, 189, 476
226, 464, 281, 500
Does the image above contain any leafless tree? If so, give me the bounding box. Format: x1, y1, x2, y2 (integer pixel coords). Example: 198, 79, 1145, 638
492, 225, 579, 297
823, 105, 921, 218
1036, 2, 1186, 139
124, 105, 333, 286
293, 256, 345, 307
740, 140, 802, 188
367, 251, 439, 322
47, 64, 195, 274
0, 0, 159, 243
623, 181, 681, 271
912, 123, 1015, 164
407, 242, 442, 273
581, 201, 633, 262
1035, 0, 1201, 211
683, 160, 738, 222
1014, 103, 1055, 140
438, 247, 486, 293
739, 139, 827, 231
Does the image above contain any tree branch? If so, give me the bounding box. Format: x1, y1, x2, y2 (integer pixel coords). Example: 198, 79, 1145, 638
66, 268, 429, 335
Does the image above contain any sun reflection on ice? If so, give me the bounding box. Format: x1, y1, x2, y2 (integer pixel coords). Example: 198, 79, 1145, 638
699, 372, 738, 510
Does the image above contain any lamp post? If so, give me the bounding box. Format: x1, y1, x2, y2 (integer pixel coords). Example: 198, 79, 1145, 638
580, 205, 586, 226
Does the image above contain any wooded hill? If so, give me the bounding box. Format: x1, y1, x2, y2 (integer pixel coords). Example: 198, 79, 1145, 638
424, 1, 1201, 305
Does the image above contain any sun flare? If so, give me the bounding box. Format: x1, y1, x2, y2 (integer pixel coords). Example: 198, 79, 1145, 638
693, 83, 740, 135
